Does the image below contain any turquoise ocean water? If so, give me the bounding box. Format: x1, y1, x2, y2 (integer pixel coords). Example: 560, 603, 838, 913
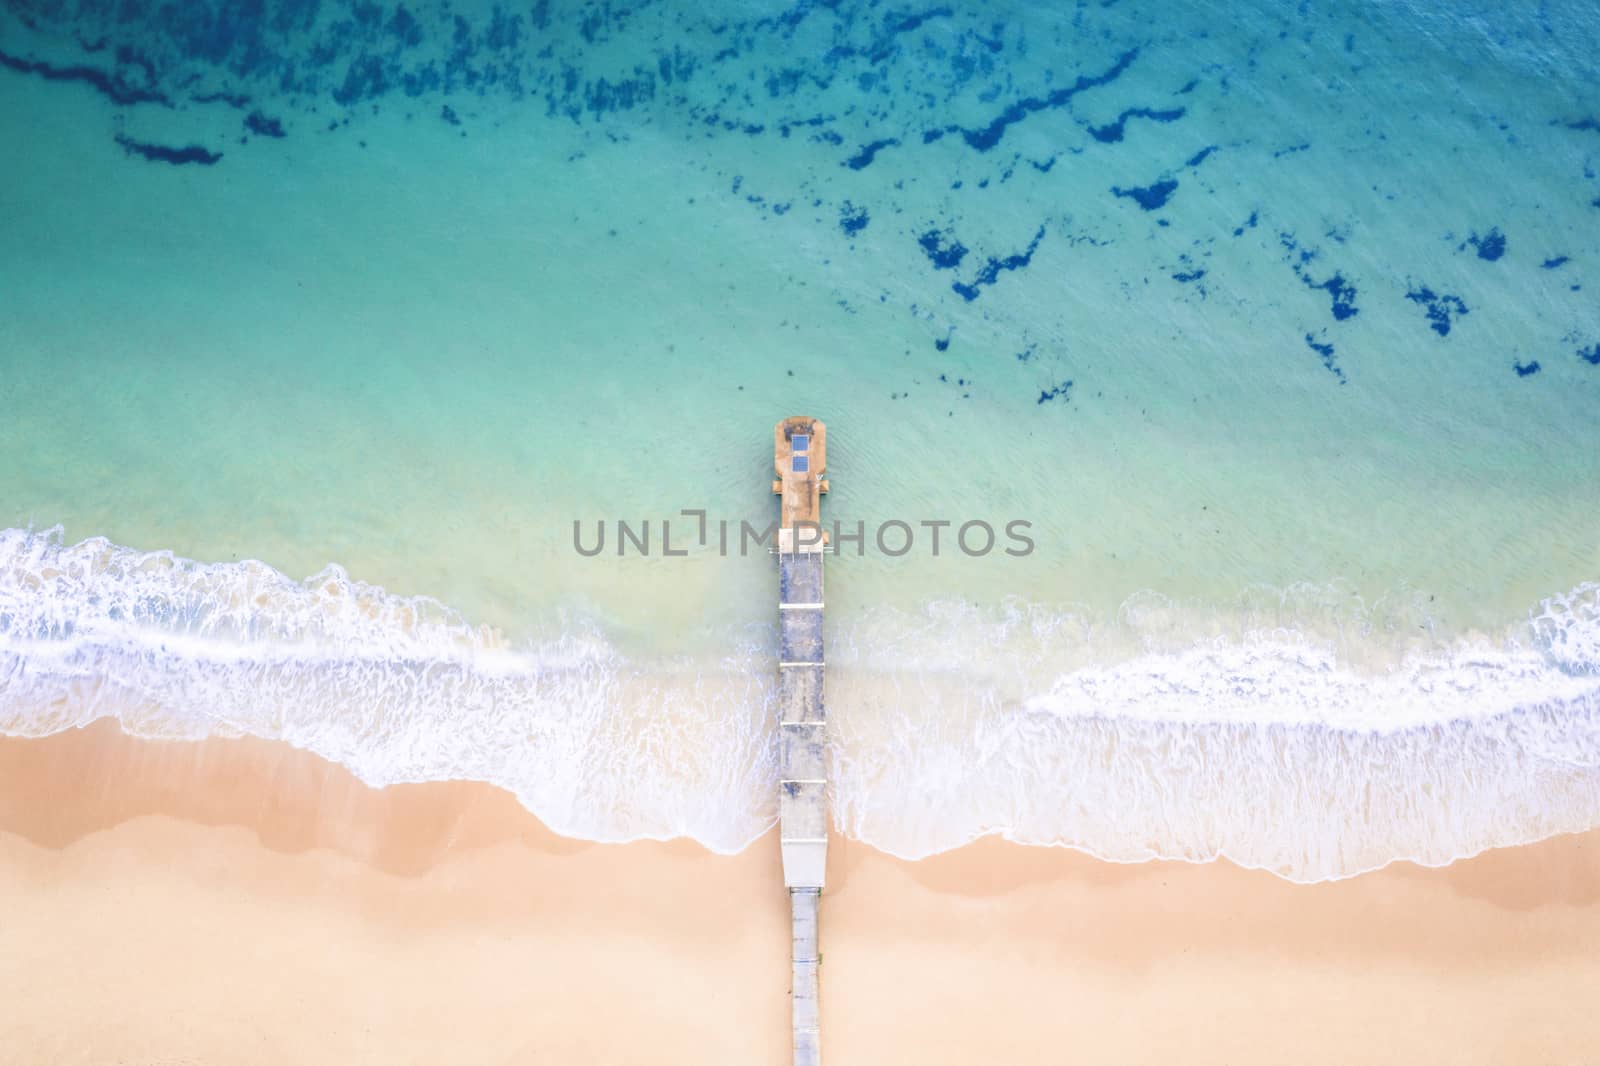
2, 0, 1598, 880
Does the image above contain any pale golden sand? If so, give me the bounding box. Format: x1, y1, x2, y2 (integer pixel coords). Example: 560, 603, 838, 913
2, 721, 1597, 1064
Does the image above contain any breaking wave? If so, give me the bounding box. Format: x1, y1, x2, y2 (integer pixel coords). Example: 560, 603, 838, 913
3, 526, 1597, 881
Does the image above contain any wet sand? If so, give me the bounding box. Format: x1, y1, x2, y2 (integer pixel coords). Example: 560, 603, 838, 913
1, 721, 1596, 1064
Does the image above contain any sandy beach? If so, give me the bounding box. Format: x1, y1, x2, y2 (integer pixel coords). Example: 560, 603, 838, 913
3, 0, 1599, 1062
0, 721, 1595, 1065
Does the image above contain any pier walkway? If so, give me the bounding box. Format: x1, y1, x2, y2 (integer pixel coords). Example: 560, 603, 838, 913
773, 416, 828, 1066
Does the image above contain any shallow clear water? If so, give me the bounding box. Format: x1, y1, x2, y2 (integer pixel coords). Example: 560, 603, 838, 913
1, 0, 1597, 879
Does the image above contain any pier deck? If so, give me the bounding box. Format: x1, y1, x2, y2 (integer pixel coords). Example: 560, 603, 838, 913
773, 417, 830, 552
774, 416, 828, 1066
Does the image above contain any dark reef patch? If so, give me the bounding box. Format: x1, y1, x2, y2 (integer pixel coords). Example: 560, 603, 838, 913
839, 201, 870, 236
1541, 255, 1570, 269
843, 137, 899, 169
1087, 106, 1185, 144
952, 226, 1045, 301
113, 134, 222, 165
934, 48, 1138, 152
885, 7, 954, 36
778, 114, 834, 137
1304, 332, 1345, 383
195, 90, 250, 108
868, 6, 954, 62
1405, 286, 1469, 337
918, 228, 968, 269
1280, 234, 1358, 320
244, 110, 285, 137
17, 0, 1551, 396
1579, 343, 1600, 366
1513, 359, 1541, 377
1307, 273, 1358, 321
0, 48, 168, 106
0, 0, 1090, 162
1037, 380, 1073, 404
333, 54, 392, 107
1111, 178, 1178, 211
1463, 227, 1507, 261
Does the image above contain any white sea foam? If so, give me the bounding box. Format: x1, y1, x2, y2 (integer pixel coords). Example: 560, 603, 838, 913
2, 526, 1597, 881
827, 593, 1600, 879
0, 527, 781, 851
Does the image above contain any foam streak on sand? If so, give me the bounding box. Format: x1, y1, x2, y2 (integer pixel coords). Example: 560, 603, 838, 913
3, 526, 1597, 882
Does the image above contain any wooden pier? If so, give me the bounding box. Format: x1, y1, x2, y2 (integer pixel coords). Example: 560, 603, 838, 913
773, 416, 828, 1066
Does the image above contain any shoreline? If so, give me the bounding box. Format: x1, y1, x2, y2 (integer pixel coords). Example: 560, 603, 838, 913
2, 721, 1598, 1063
5, 523, 1597, 881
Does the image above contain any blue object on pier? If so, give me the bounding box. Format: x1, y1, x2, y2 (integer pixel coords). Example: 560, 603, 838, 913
793, 455, 810, 473
793, 434, 809, 453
